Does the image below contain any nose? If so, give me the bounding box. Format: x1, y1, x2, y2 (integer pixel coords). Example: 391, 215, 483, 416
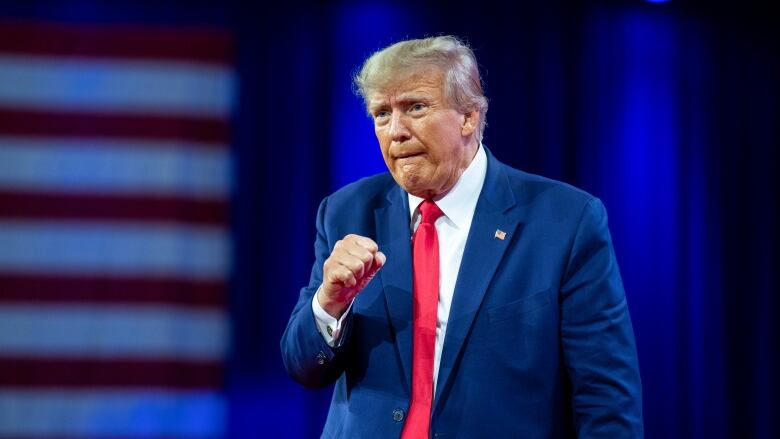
388, 110, 411, 143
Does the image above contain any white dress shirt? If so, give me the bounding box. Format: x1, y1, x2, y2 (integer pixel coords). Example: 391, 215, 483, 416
312, 145, 487, 393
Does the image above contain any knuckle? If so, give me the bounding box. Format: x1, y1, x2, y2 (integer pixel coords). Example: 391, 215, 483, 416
350, 248, 369, 261
333, 268, 348, 281
347, 259, 363, 273
323, 258, 335, 271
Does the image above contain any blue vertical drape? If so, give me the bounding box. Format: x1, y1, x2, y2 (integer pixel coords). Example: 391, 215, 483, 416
231, 2, 777, 438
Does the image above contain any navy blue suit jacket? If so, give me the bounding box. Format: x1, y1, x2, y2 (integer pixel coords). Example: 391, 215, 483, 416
281, 150, 643, 438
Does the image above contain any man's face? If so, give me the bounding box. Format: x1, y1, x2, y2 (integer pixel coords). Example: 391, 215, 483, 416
367, 68, 478, 199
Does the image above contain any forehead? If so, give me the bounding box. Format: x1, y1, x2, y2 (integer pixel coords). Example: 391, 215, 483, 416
367, 67, 444, 105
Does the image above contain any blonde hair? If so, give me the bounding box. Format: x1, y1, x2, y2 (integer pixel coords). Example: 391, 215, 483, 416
354, 35, 488, 142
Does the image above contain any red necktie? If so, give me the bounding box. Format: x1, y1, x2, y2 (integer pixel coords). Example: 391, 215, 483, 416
401, 200, 444, 439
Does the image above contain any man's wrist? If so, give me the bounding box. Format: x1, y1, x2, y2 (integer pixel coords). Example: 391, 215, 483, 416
312, 287, 354, 348
316, 288, 349, 319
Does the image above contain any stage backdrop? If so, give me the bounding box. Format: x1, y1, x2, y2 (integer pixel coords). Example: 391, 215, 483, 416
1, 1, 778, 438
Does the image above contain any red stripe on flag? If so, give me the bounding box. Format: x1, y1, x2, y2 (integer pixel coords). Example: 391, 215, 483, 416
0, 356, 222, 389
0, 273, 224, 307
0, 107, 229, 144
0, 20, 232, 65
0, 190, 228, 225
0, 19, 232, 435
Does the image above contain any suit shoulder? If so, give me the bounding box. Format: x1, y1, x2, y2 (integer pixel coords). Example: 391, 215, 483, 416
323, 172, 396, 212
499, 162, 598, 214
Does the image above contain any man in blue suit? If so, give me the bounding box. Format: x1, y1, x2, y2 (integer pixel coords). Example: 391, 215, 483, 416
281, 36, 642, 438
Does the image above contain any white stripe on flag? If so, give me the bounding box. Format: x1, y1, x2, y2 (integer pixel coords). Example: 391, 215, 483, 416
0, 137, 230, 198
0, 305, 227, 359
0, 390, 225, 437
0, 54, 235, 117
0, 220, 229, 279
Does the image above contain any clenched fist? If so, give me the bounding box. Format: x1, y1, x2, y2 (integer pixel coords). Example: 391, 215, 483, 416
317, 234, 386, 318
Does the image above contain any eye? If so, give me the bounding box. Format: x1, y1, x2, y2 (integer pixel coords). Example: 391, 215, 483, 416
409, 103, 426, 113
373, 110, 390, 123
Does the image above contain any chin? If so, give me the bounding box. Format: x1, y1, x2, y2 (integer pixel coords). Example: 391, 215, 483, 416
405, 186, 438, 199
393, 167, 442, 197
397, 177, 425, 195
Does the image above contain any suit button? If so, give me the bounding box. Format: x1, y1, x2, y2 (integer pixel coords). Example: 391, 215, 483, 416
392, 408, 405, 422
315, 351, 326, 365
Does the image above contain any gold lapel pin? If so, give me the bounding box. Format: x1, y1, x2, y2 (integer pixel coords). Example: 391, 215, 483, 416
494, 229, 507, 240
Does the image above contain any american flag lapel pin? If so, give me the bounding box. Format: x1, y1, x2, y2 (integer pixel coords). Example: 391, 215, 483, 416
494, 229, 506, 240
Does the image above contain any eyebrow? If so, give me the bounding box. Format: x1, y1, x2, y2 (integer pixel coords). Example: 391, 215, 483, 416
368, 92, 434, 113
368, 102, 388, 114
396, 91, 434, 103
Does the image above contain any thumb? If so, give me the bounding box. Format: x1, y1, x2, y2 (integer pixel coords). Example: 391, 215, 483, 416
356, 251, 385, 291
366, 251, 386, 278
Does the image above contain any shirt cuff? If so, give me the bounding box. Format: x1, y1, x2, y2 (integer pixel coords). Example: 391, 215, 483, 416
311, 286, 354, 347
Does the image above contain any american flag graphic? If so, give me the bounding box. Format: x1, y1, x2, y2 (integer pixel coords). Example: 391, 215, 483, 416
0, 20, 234, 438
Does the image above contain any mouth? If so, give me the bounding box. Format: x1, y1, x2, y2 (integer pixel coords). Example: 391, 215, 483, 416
394, 151, 425, 160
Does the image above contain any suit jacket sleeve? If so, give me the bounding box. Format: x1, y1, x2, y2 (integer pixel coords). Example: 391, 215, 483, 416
280, 196, 353, 389
561, 197, 643, 437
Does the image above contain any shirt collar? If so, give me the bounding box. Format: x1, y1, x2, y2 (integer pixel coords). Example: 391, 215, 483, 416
407, 144, 487, 229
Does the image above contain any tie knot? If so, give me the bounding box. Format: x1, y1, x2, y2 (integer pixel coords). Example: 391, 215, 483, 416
419, 199, 444, 225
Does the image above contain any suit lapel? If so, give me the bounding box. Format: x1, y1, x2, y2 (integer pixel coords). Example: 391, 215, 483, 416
434, 152, 518, 408
375, 185, 414, 391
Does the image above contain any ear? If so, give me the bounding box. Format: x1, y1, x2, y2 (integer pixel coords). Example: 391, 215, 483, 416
461, 109, 479, 137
